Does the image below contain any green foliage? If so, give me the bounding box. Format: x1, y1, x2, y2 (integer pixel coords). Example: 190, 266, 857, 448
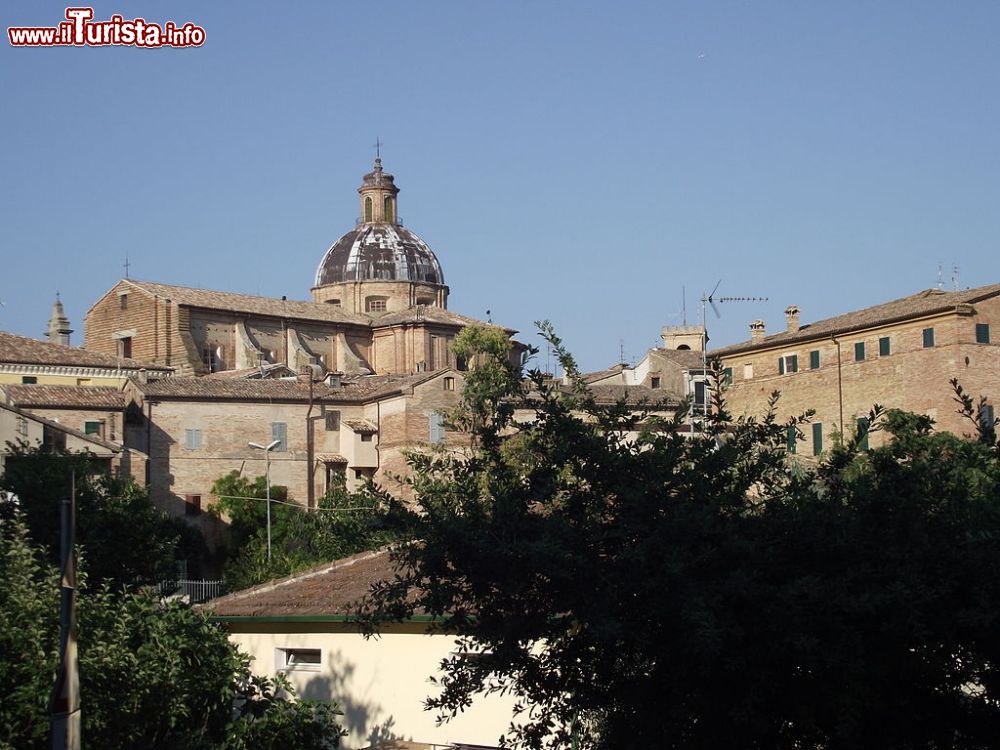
211, 471, 403, 590
450, 322, 529, 438
0, 513, 343, 750
0, 442, 206, 587
363, 327, 1000, 750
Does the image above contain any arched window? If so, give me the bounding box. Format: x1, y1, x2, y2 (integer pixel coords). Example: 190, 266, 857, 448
384, 196, 393, 222
364, 196, 373, 222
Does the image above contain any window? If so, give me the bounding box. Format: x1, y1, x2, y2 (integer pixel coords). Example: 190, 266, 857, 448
650, 376, 661, 389
922, 328, 935, 348
276, 647, 321, 672
857, 417, 870, 450
854, 342, 866, 361
326, 299, 341, 307
21, 376, 37, 384
723, 367, 733, 386
364, 196, 373, 222
786, 425, 797, 454
429, 412, 445, 444
185, 428, 201, 450
325, 411, 340, 431
117, 337, 132, 358
84, 421, 103, 437
361, 432, 373, 442
878, 337, 891, 357
809, 350, 820, 370
15, 416, 28, 437
443, 376, 456, 391
743, 363, 753, 380
365, 297, 387, 313
271, 422, 287, 452
119, 293, 128, 310
976, 323, 991, 344
456, 355, 468, 372
384, 196, 394, 222
201, 347, 218, 372
980, 404, 995, 429
76, 378, 92, 386
184, 494, 201, 516
778, 354, 798, 374
812, 423, 823, 456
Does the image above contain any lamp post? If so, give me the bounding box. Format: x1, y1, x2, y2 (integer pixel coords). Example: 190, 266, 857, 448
248, 439, 281, 562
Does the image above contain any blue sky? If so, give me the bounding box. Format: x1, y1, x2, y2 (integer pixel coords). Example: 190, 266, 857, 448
2, 1, 998, 371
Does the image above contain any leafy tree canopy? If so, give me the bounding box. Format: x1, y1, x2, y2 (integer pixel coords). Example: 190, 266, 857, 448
0, 443, 205, 587
211, 471, 404, 590
363, 323, 1000, 750
0, 513, 343, 750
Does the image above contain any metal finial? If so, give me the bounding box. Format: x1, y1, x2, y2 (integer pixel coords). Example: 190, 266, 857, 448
373, 137, 382, 161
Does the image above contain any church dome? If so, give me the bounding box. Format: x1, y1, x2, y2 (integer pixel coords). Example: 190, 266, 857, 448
313, 158, 446, 288
314, 223, 445, 286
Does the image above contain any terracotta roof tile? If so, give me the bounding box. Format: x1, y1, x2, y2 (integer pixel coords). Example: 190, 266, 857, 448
343, 419, 378, 433
0, 330, 171, 371
2, 384, 125, 409
202, 548, 399, 617
710, 283, 1000, 356
135, 370, 447, 404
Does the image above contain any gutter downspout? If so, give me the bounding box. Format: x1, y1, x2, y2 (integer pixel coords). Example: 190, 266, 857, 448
307, 376, 315, 510
831, 335, 844, 441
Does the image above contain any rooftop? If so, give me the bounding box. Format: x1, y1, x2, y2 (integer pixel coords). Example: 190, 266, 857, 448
710, 283, 1000, 356
0, 402, 121, 453
203, 548, 398, 618
1, 384, 125, 409
133, 369, 452, 404
0, 330, 172, 372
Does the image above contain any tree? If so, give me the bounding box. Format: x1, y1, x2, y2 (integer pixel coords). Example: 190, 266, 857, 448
0, 513, 343, 750
0, 442, 206, 587
211, 471, 404, 590
362, 324, 1000, 749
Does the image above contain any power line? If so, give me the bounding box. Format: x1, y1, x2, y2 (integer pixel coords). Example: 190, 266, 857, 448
214, 494, 382, 512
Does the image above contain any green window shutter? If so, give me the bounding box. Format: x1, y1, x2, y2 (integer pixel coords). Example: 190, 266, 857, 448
879, 337, 890, 356
976, 323, 990, 344
922, 328, 935, 348
85, 421, 101, 436
809, 350, 820, 369
723, 367, 733, 385
786, 425, 797, 454
857, 417, 870, 450
778, 357, 785, 375
789, 355, 798, 373
812, 423, 823, 455
854, 342, 865, 361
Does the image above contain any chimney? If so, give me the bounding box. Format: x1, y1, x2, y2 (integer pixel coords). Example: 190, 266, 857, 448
784, 305, 800, 333
749, 320, 766, 344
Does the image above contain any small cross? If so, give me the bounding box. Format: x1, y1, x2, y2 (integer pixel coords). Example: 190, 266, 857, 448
123, 254, 131, 278
373, 137, 382, 160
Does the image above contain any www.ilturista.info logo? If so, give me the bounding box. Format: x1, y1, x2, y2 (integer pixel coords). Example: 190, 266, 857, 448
8, 7, 205, 48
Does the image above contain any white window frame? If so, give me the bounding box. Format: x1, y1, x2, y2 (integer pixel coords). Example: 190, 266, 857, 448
185, 428, 202, 450
274, 647, 321, 672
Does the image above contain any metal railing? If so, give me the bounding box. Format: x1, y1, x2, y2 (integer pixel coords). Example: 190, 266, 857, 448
160, 579, 225, 603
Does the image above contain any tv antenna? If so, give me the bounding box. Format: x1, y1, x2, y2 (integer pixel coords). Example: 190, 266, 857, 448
695, 282, 768, 429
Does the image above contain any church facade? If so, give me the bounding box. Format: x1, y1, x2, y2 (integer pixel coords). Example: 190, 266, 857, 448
84, 159, 510, 378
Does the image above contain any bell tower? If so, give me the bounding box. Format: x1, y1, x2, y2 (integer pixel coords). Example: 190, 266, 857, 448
47, 293, 73, 347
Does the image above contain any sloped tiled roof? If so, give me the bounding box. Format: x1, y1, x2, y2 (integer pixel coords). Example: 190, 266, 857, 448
202, 363, 296, 379
710, 283, 1000, 356
0, 403, 121, 453
0, 330, 171, 371
2, 384, 125, 409
112, 279, 496, 332
134, 370, 449, 404
203, 548, 399, 617
343, 418, 378, 434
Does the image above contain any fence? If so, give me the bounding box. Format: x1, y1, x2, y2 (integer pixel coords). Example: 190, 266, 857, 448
160, 579, 226, 603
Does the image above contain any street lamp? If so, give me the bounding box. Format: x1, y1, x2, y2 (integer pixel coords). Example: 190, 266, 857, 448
248, 439, 281, 562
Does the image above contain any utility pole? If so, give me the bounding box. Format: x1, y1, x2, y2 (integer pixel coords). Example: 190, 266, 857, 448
50, 471, 80, 750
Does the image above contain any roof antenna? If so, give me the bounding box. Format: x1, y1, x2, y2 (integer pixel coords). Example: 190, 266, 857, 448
682, 285, 687, 326
952, 263, 960, 291
123, 252, 131, 279
936, 262, 944, 289
619, 339, 626, 365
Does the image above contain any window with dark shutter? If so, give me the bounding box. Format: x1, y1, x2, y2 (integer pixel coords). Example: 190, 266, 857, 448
812, 423, 823, 455
786, 426, 797, 454
879, 337, 891, 356
922, 328, 935, 348
809, 350, 820, 370
325, 411, 340, 431
857, 417, 870, 450
976, 323, 990, 344
854, 342, 865, 361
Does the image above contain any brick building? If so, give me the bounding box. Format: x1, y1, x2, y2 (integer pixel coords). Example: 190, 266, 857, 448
710, 284, 1000, 453
83, 159, 520, 378
123, 368, 466, 518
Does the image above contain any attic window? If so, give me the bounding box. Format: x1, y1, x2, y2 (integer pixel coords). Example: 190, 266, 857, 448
650, 376, 661, 389
119, 293, 128, 310
443, 376, 455, 391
